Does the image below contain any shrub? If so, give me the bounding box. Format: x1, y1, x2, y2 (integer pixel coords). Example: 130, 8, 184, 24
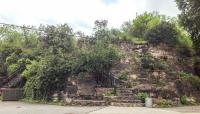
178, 71, 193, 78
7, 64, 19, 75
154, 98, 173, 108
145, 21, 178, 47
76, 42, 120, 83
136, 92, 149, 102
141, 54, 167, 70
118, 72, 129, 81
103, 91, 116, 97
180, 96, 198, 105
131, 12, 162, 38
22, 60, 40, 79
24, 54, 74, 101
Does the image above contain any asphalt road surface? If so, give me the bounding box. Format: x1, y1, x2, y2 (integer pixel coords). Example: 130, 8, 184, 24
0, 101, 199, 114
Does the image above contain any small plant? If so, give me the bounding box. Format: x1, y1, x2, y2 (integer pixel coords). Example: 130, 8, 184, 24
178, 71, 193, 78
136, 92, 149, 102
154, 98, 173, 108
180, 96, 188, 105
180, 96, 198, 105
118, 72, 129, 81
103, 91, 116, 97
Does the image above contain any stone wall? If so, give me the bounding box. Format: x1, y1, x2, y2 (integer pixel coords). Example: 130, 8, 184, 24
1, 88, 23, 101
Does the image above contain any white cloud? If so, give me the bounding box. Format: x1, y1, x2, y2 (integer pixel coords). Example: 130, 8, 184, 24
0, 0, 180, 35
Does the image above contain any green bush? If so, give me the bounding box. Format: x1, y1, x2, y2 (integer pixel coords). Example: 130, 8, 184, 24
180, 96, 198, 105
7, 64, 19, 75
24, 54, 75, 101
141, 54, 167, 71
118, 72, 129, 81
178, 71, 193, 78
145, 21, 178, 47
22, 60, 39, 79
103, 90, 116, 96
76, 42, 120, 83
131, 12, 162, 38
136, 92, 149, 102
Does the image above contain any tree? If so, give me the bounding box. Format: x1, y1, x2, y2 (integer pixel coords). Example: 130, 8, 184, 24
145, 21, 178, 46
176, 0, 200, 76
39, 24, 75, 54
76, 42, 120, 84
24, 54, 74, 101
130, 12, 162, 38
93, 20, 110, 41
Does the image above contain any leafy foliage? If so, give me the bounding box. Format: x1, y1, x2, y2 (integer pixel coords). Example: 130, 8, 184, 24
38, 24, 75, 54
24, 54, 74, 101
76, 42, 120, 83
145, 21, 178, 46
118, 72, 128, 81
121, 12, 160, 38
176, 0, 200, 55
136, 92, 149, 102
141, 54, 167, 71
176, 0, 200, 76
180, 96, 198, 105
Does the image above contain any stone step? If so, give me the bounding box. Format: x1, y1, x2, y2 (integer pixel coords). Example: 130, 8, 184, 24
116, 89, 133, 93
110, 102, 144, 107
115, 96, 137, 100
117, 92, 134, 96
117, 88, 133, 90
112, 99, 142, 103
137, 78, 149, 83
72, 100, 108, 106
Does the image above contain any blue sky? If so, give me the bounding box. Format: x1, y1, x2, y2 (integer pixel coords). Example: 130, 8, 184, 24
0, 0, 180, 34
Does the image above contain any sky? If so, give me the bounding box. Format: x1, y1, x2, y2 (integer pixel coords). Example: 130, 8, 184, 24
0, 0, 180, 35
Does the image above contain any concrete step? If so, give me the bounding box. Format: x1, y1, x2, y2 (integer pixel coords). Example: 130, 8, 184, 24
116, 89, 133, 93
72, 100, 108, 106
110, 102, 144, 107
112, 99, 142, 103
117, 92, 134, 96
115, 96, 137, 100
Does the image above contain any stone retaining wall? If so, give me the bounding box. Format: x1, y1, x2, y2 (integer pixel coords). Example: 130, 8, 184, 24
1, 88, 23, 101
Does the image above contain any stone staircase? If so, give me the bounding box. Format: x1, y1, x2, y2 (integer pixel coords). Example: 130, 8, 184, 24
71, 99, 108, 106
109, 88, 144, 107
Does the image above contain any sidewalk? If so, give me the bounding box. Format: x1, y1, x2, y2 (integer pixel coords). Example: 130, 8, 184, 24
89, 106, 184, 114
0, 101, 199, 114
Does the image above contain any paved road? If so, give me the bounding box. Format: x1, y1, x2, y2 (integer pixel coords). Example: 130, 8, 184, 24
0, 102, 102, 114
0, 102, 199, 114
161, 106, 200, 113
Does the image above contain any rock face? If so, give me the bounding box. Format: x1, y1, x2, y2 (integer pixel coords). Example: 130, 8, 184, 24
77, 78, 97, 96
66, 75, 97, 99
